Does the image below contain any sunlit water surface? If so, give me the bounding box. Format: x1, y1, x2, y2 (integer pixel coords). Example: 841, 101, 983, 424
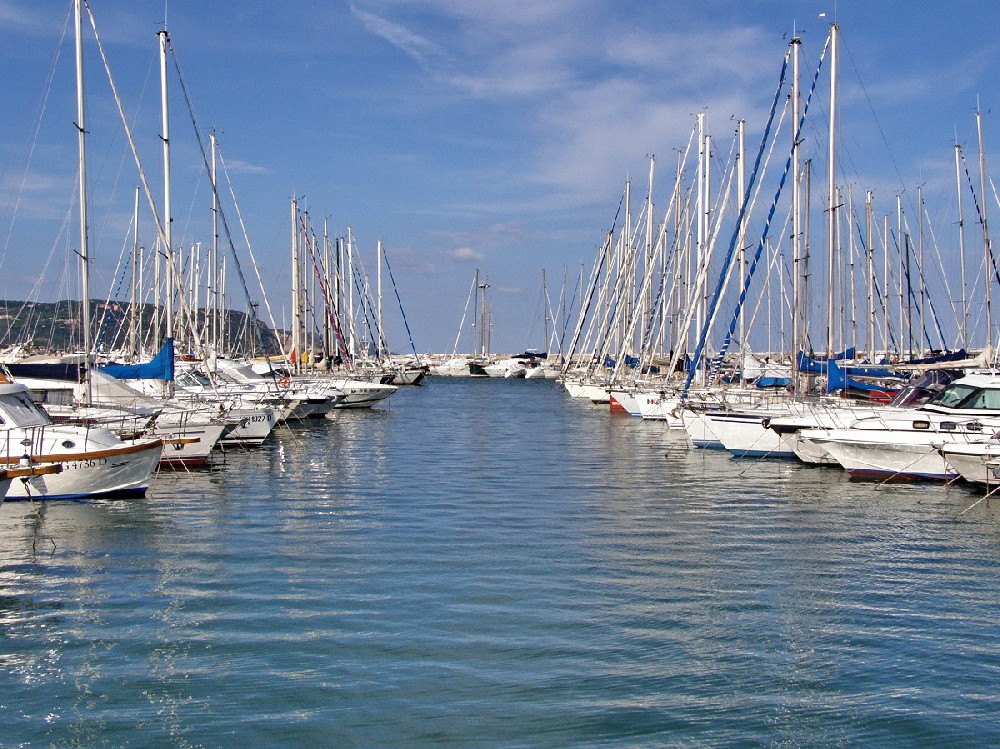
2, 378, 999, 746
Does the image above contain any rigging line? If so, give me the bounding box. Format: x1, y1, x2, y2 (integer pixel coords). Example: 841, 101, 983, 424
82, 2, 169, 265
0, 2, 72, 275
840, 34, 914, 218
94, 217, 135, 352
381, 247, 421, 363
1, 206, 75, 350
913, 190, 963, 344
91, 51, 156, 295
558, 269, 581, 356
681, 40, 803, 395
561, 189, 626, 371
343, 241, 382, 356
342, 230, 382, 359
297, 211, 352, 369
217, 147, 282, 350
703, 41, 824, 380
166, 39, 274, 363
451, 272, 477, 357
893, 214, 949, 353
629, 135, 697, 377
960, 154, 1000, 289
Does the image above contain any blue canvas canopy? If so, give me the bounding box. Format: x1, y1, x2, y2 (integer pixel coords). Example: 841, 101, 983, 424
97, 338, 174, 381
826, 357, 903, 393
795, 348, 857, 374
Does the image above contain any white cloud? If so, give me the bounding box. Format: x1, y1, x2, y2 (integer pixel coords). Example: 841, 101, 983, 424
348, 4, 444, 69
448, 246, 484, 261
221, 158, 270, 176
0, 1, 60, 34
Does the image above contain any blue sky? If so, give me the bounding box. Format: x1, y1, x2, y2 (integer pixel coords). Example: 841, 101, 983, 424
1, 1, 999, 354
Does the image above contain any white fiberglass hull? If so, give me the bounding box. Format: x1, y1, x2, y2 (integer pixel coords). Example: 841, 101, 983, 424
221, 408, 278, 447
155, 421, 229, 467
805, 429, 956, 480
3, 439, 162, 500
938, 442, 1000, 485
610, 390, 641, 416
704, 411, 794, 458
328, 380, 397, 409
682, 409, 724, 449
637, 393, 685, 429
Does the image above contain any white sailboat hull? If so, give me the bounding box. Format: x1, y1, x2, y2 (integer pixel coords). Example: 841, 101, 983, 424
3, 439, 162, 500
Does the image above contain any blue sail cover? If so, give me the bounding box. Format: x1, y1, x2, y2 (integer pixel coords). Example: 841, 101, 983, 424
755, 376, 791, 388
906, 349, 967, 365
98, 338, 174, 381
826, 358, 903, 394
795, 348, 857, 374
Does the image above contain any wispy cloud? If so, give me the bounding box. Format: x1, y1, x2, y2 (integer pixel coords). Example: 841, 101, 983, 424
348, 4, 444, 69
221, 158, 270, 176
0, 1, 62, 35
447, 246, 484, 261
346, 1, 782, 210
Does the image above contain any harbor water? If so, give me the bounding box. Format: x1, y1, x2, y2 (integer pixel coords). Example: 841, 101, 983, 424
2, 377, 1000, 746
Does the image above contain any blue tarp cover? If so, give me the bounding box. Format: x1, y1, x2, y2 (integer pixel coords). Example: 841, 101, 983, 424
827, 357, 903, 393
98, 338, 174, 381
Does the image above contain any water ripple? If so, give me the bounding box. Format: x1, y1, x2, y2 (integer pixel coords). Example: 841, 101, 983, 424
0, 379, 999, 745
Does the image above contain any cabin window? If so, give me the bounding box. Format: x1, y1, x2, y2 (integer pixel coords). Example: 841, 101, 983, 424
960, 388, 1000, 410
61, 440, 75, 449
940, 422, 957, 431
931, 384, 977, 408
912, 420, 931, 430
967, 422, 984, 433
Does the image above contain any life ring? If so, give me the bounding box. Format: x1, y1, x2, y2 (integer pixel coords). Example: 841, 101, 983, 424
278, 376, 291, 389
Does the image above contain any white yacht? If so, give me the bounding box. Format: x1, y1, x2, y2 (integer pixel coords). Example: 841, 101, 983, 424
798, 372, 1000, 480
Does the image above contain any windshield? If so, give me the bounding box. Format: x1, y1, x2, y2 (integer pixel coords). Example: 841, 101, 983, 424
930, 383, 978, 409
960, 387, 1000, 410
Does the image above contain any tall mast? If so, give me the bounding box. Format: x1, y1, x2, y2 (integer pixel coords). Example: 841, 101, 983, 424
377, 239, 383, 359
323, 220, 332, 360
695, 112, 706, 355
479, 275, 490, 357
74, 0, 92, 405
918, 183, 925, 355
347, 227, 355, 360
645, 155, 655, 350
896, 195, 910, 356
158, 28, 173, 347
976, 105, 992, 344
883, 214, 890, 362
825, 22, 838, 360
702, 132, 711, 383
542, 268, 549, 354
290, 197, 301, 372
737, 119, 747, 387
130, 185, 140, 358
473, 268, 479, 357
865, 190, 875, 358
955, 143, 969, 348
790, 33, 802, 389
210, 131, 219, 355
